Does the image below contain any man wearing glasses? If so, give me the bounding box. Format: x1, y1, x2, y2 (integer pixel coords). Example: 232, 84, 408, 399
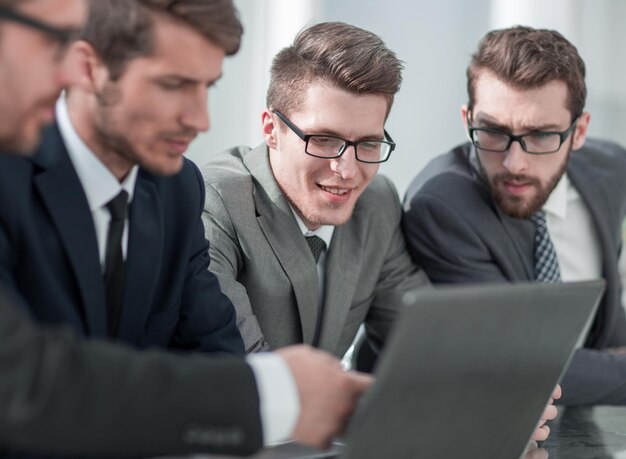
202, 21, 428, 357
0, 1, 372, 456
0, 0, 250, 354
0, 0, 81, 153
403, 26, 626, 406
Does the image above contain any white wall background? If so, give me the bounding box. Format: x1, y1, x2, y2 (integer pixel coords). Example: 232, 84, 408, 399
183, 0, 626, 303
186, 0, 626, 198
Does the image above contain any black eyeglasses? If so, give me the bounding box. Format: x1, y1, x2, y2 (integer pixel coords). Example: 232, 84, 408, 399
272, 110, 395, 164
466, 111, 578, 155
0, 6, 80, 45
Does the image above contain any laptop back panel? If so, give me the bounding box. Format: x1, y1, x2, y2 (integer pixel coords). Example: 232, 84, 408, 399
341, 281, 604, 459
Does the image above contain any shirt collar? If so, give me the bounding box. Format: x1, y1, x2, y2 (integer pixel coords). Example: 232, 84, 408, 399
56, 96, 138, 212
289, 205, 335, 248
542, 173, 572, 220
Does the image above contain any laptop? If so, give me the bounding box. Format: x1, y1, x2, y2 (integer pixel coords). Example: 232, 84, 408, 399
188, 280, 603, 459
339, 280, 604, 459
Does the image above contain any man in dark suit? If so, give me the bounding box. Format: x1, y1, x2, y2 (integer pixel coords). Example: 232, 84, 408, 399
403, 25, 626, 406
0, 0, 247, 352
0, 0, 371, 456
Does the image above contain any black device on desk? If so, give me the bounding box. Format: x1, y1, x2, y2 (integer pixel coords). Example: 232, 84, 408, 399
337, 280, 604, 459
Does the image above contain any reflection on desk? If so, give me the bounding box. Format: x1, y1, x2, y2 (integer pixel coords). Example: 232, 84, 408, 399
542, 406, 626, 458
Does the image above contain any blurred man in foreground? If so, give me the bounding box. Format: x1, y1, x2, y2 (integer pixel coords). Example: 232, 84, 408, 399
0, 0, 370, 456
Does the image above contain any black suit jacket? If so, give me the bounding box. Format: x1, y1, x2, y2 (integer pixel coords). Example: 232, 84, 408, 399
0, 123, 244, 354
0, 287, 262, 457
403, 139, 626, 405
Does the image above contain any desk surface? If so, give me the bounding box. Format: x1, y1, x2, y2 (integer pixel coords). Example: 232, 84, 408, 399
540, 406, 626, 458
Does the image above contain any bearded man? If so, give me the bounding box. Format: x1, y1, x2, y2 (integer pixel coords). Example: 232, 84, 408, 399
403, 25, 626, 407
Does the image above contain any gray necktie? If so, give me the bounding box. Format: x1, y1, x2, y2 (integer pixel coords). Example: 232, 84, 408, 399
530, 210, 561, 283
305, 235, 326, 263
306, 235, 326, 347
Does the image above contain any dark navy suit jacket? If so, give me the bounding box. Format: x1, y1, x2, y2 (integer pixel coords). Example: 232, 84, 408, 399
0, 123, 244, 355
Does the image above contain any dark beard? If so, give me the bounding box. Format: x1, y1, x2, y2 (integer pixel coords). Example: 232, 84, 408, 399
478, 146, 571, 219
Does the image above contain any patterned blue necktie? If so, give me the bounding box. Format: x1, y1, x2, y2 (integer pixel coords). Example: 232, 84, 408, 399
530, 210, 561, 283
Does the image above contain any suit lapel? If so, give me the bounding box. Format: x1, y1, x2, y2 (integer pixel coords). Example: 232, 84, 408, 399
32, 124, 107, 336
117, 174, 163, 340
496, 207, 535, 280
317, 211, 364, 352
244, 145, 320, 344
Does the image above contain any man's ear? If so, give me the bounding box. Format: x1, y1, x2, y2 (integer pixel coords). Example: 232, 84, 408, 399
261, 109, 278, 149
571, 111, 591, 151
460, 104, 471, 140
65, 40, 111, 92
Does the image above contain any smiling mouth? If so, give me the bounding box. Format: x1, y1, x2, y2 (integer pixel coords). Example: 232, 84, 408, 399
319, 185, 351, 196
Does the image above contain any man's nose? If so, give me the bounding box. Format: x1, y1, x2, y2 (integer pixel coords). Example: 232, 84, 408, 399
329, 145, 359, 180
502, 140, 529, 174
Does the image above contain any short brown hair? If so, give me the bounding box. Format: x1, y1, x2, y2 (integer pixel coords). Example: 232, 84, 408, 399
467, 25, 586, 118
267, 21, 403, 116
82, 0, 243, 80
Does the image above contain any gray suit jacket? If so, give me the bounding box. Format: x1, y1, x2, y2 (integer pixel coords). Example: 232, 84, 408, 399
0, 288, 262, 457
201, 144, 428, 355
403, 139, 626, 405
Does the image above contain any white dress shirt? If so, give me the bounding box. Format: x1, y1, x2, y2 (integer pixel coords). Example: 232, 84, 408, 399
246, 354, 300, 444
543, 174, 602, 282
57, 97, 300, 445
56, 97, 138, 269
543, 174, 603, 347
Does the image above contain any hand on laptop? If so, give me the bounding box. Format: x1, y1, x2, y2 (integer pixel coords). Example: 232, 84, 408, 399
532, 384, 562, 441
277, 345, 373, 449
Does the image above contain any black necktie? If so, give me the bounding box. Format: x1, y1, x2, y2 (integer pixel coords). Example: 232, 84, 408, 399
305, 235, 326, 263
530, 210, 561, 283
104, 190, 129, 337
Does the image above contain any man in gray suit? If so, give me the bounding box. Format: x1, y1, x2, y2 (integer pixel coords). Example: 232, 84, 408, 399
403, 26, 626, 406
202, 22, 428, 357
0, 0, 371, 456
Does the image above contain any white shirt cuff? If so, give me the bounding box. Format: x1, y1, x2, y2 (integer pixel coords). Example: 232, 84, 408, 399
247, 353, 300, 445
